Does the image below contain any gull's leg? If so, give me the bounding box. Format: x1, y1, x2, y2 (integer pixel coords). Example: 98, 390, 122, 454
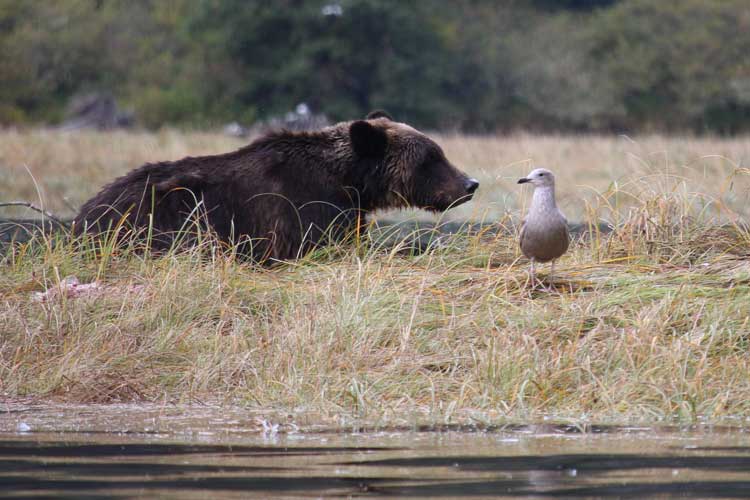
529, 258, 536, 287
549, 259, 555, 284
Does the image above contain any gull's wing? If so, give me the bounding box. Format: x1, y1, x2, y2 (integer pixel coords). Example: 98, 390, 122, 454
519, 217, 529, 257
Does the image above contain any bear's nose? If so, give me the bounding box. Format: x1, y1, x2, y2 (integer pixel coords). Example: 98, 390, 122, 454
465, 178, 480, 194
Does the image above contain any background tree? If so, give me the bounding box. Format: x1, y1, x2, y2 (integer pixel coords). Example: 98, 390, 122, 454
1, 0, 749, 134
586, 0, 750, 133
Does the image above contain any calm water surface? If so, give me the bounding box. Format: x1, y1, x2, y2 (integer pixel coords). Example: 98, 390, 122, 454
2, 404, 750, 498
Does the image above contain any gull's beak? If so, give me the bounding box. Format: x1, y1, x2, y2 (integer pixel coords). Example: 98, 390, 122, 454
517, 177, 530, 184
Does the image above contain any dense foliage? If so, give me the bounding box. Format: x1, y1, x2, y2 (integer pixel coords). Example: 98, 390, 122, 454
1, 0, 749, 133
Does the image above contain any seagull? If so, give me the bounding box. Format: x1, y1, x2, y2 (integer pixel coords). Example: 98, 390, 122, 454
517, 168, 569, 285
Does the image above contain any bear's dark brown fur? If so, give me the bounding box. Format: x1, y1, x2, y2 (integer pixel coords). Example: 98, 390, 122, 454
74, 112, 479, 261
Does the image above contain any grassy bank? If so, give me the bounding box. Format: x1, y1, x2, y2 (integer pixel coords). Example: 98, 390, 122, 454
2, 129, 750, 425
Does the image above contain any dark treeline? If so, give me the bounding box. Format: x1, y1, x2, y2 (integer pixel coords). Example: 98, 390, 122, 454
1, 0, 749, 134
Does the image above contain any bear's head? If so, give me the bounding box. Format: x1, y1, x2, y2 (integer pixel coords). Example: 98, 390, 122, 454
349, 112, 479, 212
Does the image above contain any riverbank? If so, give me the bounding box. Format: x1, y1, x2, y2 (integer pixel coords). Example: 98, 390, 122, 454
2, 130, 750, 424
2, 218, 749, 423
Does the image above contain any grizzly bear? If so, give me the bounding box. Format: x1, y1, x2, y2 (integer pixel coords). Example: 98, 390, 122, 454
73, 111, 479, 261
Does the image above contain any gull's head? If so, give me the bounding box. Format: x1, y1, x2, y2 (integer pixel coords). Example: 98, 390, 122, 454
518, 167, 555, 188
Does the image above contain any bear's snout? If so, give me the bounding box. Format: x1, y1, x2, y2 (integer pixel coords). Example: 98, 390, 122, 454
431, 174, 479, 211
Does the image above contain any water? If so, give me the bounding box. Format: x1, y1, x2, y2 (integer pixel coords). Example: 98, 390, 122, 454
3, 404, 750, 498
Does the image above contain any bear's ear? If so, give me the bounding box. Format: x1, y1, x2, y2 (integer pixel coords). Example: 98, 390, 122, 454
366, 110, 393, 120
350, 120, 388, 158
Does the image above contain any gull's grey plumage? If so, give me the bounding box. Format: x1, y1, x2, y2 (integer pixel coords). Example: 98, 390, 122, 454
517, 168, 569, 284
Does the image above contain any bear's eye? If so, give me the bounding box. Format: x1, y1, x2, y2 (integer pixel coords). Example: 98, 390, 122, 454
426, 150, 443, 162
421, 151, 443, 170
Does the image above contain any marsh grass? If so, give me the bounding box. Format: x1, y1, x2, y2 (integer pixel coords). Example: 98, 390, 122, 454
2, 129, 750, 425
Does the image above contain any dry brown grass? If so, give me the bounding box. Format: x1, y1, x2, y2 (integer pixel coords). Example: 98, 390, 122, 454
2, 129, 749, 222
2, 128, 750, 425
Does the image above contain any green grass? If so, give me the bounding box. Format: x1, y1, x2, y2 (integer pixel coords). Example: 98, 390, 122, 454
2, 130, 750, 426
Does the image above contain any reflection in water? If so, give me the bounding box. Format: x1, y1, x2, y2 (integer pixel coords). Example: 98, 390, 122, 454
4, 439, 750, 497
2, 407, 750, 497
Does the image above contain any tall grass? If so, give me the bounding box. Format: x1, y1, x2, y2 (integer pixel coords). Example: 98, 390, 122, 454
1, 129, 750, 424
